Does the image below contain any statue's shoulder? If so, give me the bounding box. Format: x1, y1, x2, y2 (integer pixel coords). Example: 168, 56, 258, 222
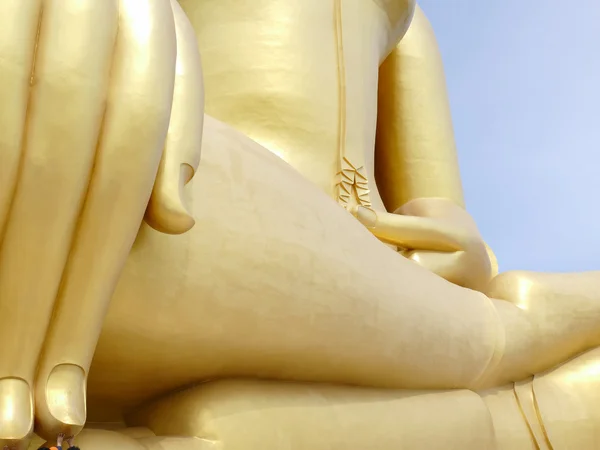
370, 0, 416, 60
371, 0, 416, 37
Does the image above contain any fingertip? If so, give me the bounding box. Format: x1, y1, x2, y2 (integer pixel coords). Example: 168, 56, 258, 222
145, 190, 195, 235
34, 364, 86, 441
0, 378, 33, 441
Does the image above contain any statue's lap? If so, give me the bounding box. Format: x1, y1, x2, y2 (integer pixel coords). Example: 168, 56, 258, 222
88, 116, 499, 407
82, 118, 600, 450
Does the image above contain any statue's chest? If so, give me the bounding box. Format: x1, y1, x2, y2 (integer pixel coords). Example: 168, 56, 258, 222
180, 0, 409, 207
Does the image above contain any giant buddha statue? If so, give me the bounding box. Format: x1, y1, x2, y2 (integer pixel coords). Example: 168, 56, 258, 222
0, 0, 599, 449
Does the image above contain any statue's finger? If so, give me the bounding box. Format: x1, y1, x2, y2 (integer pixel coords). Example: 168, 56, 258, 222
0, 0, 117, 444
352, 206, 464, 251
0, 1, 42, 446
33, 0, 177, 439
0, 0, 42, 239
145, 0, 204, 235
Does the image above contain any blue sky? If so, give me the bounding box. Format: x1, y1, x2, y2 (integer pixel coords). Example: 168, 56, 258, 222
419, 0, 600, 272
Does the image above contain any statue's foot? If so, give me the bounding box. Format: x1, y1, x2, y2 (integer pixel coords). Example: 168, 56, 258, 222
89, 116, 600, 407
480, 270, 600, 387
0, 378, 33, 450
92, 116, 504, 402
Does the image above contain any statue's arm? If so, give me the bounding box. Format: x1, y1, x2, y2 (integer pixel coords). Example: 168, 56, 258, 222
355, 6, 499, 288
375, 5, 464, 210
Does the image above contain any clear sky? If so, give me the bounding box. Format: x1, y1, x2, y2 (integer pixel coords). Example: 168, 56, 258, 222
418, 0, 600, 272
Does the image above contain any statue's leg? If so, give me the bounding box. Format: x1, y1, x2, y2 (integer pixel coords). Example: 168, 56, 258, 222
120, 352, 600, 450
90, 115, 502, 406
89, 117, 600, 409
531, 346, 600, 449
479, 270, 600, 388
126, 379, 498, 450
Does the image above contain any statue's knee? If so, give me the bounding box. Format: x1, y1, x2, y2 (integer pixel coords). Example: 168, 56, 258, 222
486, 271, 538, 306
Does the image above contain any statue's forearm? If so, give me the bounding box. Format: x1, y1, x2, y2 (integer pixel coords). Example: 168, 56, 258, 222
375, 6, 465, 211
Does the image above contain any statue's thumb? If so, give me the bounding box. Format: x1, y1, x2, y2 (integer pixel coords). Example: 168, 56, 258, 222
146, 160, 196, 235
145, 0, 204, 235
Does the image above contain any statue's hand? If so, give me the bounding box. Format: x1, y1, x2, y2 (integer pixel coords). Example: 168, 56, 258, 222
353, 198, 495, 291
0, 0, 202, 446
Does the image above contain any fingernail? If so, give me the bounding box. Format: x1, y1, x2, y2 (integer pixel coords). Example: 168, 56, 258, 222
356, 206, 377, 228
0, 378, 33, 440
46, 364, 86, 427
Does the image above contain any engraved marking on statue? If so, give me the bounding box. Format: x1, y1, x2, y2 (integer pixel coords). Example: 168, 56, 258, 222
336, 157, 372, 209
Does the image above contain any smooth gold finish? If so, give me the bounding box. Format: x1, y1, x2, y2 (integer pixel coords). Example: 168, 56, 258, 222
376, 6, 465, 211
0, 379, 33, 445
34, 429, 210, 450
44, 365, 86, 437
128, 380, 497, 450
1, 0, 598, 449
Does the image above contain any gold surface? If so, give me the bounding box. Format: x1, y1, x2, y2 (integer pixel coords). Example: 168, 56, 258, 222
0, 0, 599, 448
128, 380, 497, 450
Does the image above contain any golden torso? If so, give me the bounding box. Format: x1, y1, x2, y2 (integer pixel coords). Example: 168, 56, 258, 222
179, 0, 414, 210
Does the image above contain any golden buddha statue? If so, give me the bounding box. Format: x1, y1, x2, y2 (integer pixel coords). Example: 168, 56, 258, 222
0, 0, 599, 449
